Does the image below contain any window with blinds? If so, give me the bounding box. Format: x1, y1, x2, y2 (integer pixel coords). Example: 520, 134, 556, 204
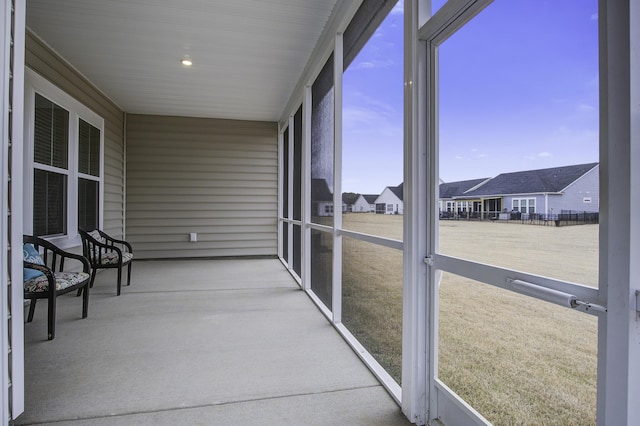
34, 93, 69, 168
33, 170, 67, 236
78, 118, 100, 176
33, 94, 69, 236
78, 119, 100, 230
78, 178, 98, 231
26, 70, 104, 242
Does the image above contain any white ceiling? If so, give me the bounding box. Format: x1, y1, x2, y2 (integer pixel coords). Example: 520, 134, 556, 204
26, 0, 340, 122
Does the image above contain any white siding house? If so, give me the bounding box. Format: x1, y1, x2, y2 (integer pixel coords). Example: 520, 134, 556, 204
375, 183, 403, 215
342, 192, 359, 212
362, 194, 378, 212
353, 194, 373, 212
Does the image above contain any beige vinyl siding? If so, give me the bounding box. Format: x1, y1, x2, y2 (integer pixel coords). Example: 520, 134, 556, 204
25, 30, 125, 239
126, 114, 278, 259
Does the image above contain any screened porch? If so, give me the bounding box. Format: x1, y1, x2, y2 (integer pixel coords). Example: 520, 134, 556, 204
2, 0, 638, 425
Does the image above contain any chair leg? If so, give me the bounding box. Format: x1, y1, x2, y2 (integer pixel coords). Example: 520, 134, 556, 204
89, 268, 98, 288
81, 284, 89, 319
116, 265, 122, 296
27, 299, 36, 323
127, 262, 132, 286
47, 294, 56, 340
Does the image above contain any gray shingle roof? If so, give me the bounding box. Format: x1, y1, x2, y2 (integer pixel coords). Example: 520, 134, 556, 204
342, 192, 360, 205
362, 194, 378, 204
462, 163, 598, 198
389, 183, 403, 201
439, 178, 489, 199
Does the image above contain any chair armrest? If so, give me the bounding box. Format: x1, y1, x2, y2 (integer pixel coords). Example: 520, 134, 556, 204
57, 250, 91, 273
24, 235, 91, 273
79, 230, 124, 264
23, 261, 54, 280
97, 230, 133, 253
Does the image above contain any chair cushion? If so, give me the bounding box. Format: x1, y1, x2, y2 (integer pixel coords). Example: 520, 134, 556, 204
24, 271, 90, 293
23, 244, 45, 281
88, 230, 105, 243
93, 251, 133, 265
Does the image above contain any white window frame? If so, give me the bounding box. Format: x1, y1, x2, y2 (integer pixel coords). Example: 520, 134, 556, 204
23, 69, 104, 249
512, 198, 535, 213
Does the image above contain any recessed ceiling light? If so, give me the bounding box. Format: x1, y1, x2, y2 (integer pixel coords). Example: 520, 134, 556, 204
181, 58, 193, 66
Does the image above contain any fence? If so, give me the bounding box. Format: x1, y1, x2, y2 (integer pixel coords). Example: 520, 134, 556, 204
555, 210, 599, 226
439, 210, 599, 226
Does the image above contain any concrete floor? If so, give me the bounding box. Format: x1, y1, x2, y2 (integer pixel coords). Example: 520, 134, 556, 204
16, 259, 412, 425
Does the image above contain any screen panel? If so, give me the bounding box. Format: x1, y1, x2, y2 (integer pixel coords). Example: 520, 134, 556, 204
311, 229, 333, 309
342, 237, 402, 384
311, 55, 335, 226
438, 272, 597, 424
437, 0, 599, 288
342, 3, 404, 237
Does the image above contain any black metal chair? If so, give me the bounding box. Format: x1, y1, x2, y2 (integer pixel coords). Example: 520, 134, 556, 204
79, 229, 133, 296
23, 235, 91, 340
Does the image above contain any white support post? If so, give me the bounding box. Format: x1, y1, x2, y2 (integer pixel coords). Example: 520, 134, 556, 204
277, 126, 284, 260
1, 0, 25, 421
0, 3, 9, 422
332, 32, 343, 323
10, 0, 25, 417
287, 114, 294, 272
598, 0, 640, 424
402, 0, 430, 424
302, 86, 312, 292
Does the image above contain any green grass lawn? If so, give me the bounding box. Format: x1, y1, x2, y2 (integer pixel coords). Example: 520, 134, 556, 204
340, 214, 598, 425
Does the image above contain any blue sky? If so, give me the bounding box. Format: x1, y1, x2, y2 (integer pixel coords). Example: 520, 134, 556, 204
342, 0, 599, 194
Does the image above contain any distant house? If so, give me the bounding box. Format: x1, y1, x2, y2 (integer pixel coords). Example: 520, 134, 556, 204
342, 193, 376, 213
439, 178, 490, 218
352, 194, 373, 212
453, 163, 599, 218
375, 183, 403, 214
311, 178, 333, 216
342, 193, 359, 212
362, 194, 378, 212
